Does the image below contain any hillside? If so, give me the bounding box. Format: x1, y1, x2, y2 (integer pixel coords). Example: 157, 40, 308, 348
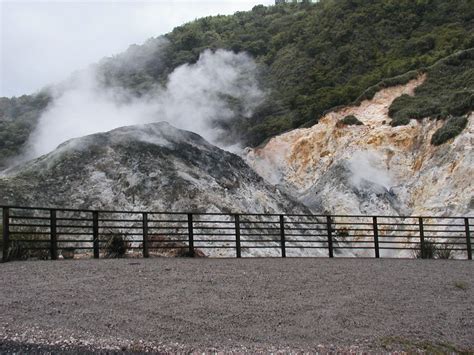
245, 75, 473, 217
0, 122, 308, 216
1, 0, 473, 169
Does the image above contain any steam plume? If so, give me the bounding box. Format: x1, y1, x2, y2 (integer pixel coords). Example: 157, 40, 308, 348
26, 49, 264, 159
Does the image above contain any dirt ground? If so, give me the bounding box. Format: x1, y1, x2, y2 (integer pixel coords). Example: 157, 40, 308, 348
0, 258, 472, 353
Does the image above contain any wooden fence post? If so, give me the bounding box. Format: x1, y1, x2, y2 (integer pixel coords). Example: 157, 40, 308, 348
373, 216, 380, 259
419, 217, 425, 259
465, 218, 472, 260
50, 209, 58, 260
280, 215, 286, 258
143, 212, 149, 258
2, 207, 10, 263
188, 213, 194, 257
235, 214, 241, 258
93, 211, 99, 259
326, 216, 334, 258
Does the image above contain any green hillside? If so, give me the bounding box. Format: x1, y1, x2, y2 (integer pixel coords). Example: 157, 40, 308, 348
1, 0, 473, 168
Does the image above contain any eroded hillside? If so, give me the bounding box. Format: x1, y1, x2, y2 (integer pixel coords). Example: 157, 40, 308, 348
246, 76, 473, 217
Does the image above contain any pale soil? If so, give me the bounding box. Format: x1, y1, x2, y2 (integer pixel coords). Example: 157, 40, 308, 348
0, 258, 473, 353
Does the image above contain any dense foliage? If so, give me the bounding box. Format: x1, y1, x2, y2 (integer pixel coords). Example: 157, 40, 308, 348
338, 115, 363, 126
389, 49, 474, 127
0, 93, 50, 169
1, 0, 473, 167
99, 0, 474, 145
430, 116, 468, 146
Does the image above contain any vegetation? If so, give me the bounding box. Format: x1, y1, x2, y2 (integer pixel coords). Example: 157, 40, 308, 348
414, 240, 437, 259
104, 234, 129, 258
1, 0, 473, 165
338, 115, 363, 127
0, 92, 50, 169
453, 281, 468, 291
388, 49, 474, 127
414, 240, 458, 259
104, 0, 473, 146
430, 116, 468, 146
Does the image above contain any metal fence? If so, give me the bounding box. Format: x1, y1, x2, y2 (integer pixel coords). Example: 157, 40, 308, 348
1, 205, 472, 261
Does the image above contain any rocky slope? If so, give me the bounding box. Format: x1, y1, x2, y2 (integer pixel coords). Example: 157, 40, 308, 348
245, 76, 473, 217
0, 122, 308, 215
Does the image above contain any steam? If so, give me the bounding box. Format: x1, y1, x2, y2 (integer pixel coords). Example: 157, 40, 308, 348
26, 49, 264, 159
347, 151, 394, 190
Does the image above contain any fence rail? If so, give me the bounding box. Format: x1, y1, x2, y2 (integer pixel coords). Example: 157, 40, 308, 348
1, 205, 472, 262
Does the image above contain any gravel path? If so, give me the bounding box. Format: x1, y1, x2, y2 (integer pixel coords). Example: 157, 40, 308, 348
0, 258, 472, 353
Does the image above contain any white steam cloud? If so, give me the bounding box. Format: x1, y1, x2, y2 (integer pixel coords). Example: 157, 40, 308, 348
347, 151, 394, 190
26, 49, 264, 159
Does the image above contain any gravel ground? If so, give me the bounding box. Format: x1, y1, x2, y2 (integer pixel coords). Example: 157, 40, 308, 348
0, 258, 472, 353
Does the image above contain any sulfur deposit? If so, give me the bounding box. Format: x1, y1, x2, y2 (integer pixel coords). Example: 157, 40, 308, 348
246, 76, 473, 217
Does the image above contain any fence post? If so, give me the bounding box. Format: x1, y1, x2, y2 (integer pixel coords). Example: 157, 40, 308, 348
93, 211, 99, 259
326, 216, 334, 258
279, 215, 286, 258
235, 214, 241, 258
188, 213, 194, 257
373, 216, 380, 259
419, 217, 425, 259
143, 212, 149, 258
50, 209, 58, 260
465, 218, 472, 260
2, 207, 10, 263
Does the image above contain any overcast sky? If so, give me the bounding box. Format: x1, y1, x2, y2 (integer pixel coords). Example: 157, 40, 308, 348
0, 0, 273, 98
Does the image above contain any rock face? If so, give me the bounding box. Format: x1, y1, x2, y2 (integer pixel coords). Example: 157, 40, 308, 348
245, 76, 473, 217
0, 122, 308, 215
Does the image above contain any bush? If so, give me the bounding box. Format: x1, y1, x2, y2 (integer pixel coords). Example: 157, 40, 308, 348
104, 234, 129, 258
391, 117, 411, 127
5, 240, 29, 261
414, 240, 437, 259
338, 115, 363, 127
4, 239, 49, 261
414, 240, 457, 259
431, 116, 468, 145
436, 244, 454, 259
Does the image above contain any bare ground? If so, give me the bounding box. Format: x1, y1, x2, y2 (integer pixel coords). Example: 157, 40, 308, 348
0, 258, 473, 353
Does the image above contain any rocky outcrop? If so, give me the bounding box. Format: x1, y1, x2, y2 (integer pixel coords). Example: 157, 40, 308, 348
0, 122, 309, 215
246, 76, 473, 217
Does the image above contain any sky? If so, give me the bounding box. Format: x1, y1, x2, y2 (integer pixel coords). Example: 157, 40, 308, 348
0, 0, 273, 97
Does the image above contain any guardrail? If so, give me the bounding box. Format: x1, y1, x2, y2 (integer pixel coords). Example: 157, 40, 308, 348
1, 205, 472, 261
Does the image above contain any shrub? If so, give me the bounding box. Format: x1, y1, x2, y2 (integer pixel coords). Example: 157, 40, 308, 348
338, 115, 363, 127
5, 240, 29, 261
431, 116, 468, 146
436, 244, 454, 259
414, 240, 437, 259
391, 117, 411, 127
104, 234, 129, 258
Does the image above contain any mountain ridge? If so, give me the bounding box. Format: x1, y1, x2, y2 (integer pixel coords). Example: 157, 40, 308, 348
1, 0, 473, 169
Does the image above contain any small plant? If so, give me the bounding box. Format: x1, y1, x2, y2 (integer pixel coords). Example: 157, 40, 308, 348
454, 281, 468, 291
435, 244, 454, 259
104, 234, 129, 258
338, 115, 363, 127
431, 116, 468, 146
414, 240, 437, 259
5, 240, 29, 261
